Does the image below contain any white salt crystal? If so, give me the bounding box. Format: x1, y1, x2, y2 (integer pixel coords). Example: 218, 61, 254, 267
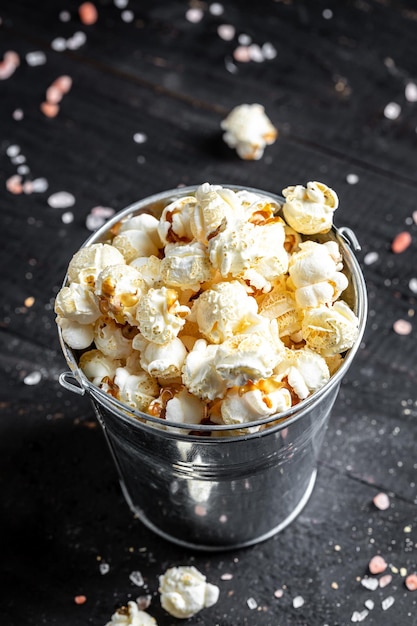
48, 191, 76, 209
293, 595, 305, 609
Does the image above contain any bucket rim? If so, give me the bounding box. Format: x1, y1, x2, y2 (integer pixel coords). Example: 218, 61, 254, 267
57, 183, 368, 438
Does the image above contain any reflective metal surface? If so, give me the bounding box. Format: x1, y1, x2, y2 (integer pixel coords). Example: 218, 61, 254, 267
58, 185, 368, 550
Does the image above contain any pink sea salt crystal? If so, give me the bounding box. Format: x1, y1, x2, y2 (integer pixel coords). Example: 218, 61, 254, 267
373, 492, 390, 510
391, 231, 412, 253
369, 555, 387, 575
379, 574, 392, 588
393, 319, 412, 335
405, 574, 417, 591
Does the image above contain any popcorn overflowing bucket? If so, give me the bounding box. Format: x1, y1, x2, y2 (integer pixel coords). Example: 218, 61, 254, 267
57, 185, 367, 550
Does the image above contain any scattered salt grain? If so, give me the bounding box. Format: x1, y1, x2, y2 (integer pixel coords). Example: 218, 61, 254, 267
6, 175, 23, 194
233, 45, 251, 62
0, 50, 20, 80
247, 597, 257, 609
24, 371, 42, 385
209, 3, 224, 16
369, 555, 387, 575
373, 492, 390, 510
31, 178, 49, 193
51, 37, 67, 52
391, 231, 412, 253
79, 2, 98, 25
6, 144, 20, 158
248, 43, 264, 63
136, 595, 152, 610
13, 108, 24, 120
62, 211, 74, 224
363, 251, 379, 265
405, 574, 417, 591
381, 596, 395, 610
361, 577, 379, 591
323, 8, 333, 19
26, 50, 47, 66
99, 562, 110, 575
293, 595, 304, 609
220, 573, 233, 580
59, 10, 71, 22
274, 589, 284, 598
129, 570, 144, 586
409, 278, 417, 293
74, 595, 87, 605
48, 191, 76, 209
351, 609, 369, 622
393, 319, 412, 335
379, 574, 392, 588
85, 206, 115, 231
405, 82, 417, 102
384, 102, 401, 120
133, 132, 147, 143
121, 9, 134, 22
185, 8, 204, 23
238, 33, 252, 45
114, 0, 129, 8
67, 31, 87, 50
364, 599, 374, 610
346, 173, 359, 184
261, 42, 277, 60
218, 24, 235, 40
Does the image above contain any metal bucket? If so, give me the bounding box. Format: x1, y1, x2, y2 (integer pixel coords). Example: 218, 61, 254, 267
58, 185, 367, 551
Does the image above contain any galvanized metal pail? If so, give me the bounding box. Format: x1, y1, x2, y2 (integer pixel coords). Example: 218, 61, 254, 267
58, 186, 367, 551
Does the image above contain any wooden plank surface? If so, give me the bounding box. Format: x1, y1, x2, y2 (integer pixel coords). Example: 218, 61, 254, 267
1, 1, 416, 625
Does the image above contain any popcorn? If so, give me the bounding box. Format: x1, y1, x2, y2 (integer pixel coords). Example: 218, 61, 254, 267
57, 181, 361, 433
221, 380, 292, 427
182, 339, 227, 400
160, 387, 206, 431
133, 335, 187, 380
112, 214, 162, 262
112, 366, 159, 412
157, 195, 196, 245
208, 219, 288, 289
56, 316, 94, 350
129, 255, 162, 289
274, 347, 330, 400
282, 181, 339, 234
54, 282, 100, 324
190, 182, 238, 243
259, 284, 302, 338
158, 566, 219, 619
136, 286, 190, 344
288, 240, 348, 307
190, 281, 260, 343
105, 600, 157, 626
95, 264, 145, 325
214, 322, 284, 387
79, 349, 121, 386
302, 300, 359, 356
94, 317, 134, 359
67, 243, 125, 289
160, 242, 212, 291
221, 103, 277, 160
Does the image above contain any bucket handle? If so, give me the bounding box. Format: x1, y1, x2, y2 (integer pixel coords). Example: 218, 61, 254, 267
59, 371, 86, 396
337, 226, 361, 251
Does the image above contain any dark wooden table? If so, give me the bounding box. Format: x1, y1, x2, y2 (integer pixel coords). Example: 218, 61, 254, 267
1, 1, 417, 624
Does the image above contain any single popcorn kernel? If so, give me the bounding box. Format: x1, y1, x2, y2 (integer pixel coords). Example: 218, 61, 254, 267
159, 566, 219, 619
221, 103, 277, 160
